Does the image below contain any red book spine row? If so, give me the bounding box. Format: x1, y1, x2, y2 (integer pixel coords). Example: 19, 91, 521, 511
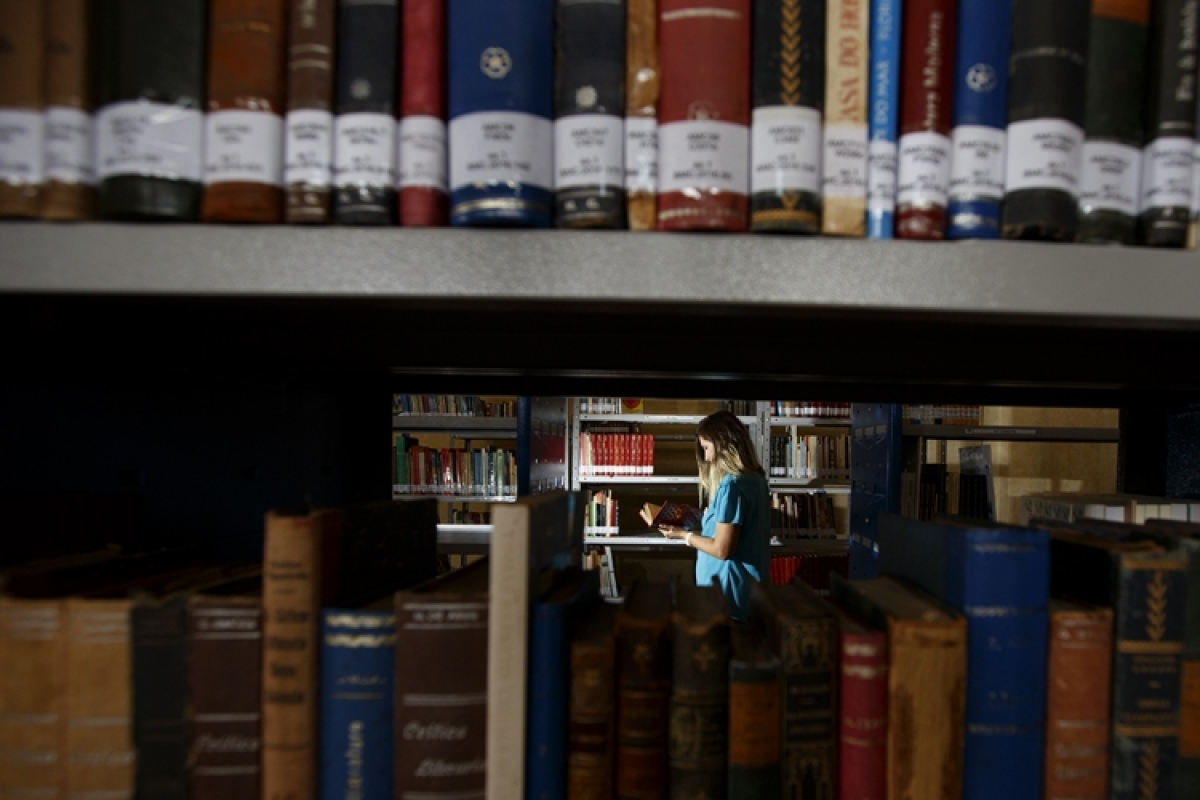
838, 628, 888, 800
399, 0, 448, 226
580, 433, 655, 477
770, 554, 849, 589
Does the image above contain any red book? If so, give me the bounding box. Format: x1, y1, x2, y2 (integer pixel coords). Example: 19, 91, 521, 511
832, 605, 887, 800
398, 0, 448, 226
656, 0, 751, 231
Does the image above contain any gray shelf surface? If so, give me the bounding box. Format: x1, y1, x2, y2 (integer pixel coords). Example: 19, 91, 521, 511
392, 414, 518, 434
903, 425, 1121, 442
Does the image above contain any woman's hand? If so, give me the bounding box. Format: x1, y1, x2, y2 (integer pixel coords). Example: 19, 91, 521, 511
658, 525, 687, 540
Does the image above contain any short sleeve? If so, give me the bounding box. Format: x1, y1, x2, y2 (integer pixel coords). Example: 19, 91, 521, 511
712, 477, 745, 525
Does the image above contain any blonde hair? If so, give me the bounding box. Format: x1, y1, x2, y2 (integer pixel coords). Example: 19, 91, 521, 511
695, 410, 764, 507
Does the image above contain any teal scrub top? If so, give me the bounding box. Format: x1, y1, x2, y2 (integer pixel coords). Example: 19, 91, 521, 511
694, 472, 770, 621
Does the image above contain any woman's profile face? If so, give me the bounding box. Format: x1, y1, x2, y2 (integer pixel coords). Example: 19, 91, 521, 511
699, 436, 716, 463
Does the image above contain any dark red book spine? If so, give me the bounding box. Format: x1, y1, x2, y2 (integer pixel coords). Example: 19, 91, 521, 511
399, 0, 448, 226
838, 626, 887, 800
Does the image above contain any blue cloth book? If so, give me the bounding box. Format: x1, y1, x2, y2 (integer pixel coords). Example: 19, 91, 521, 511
318, 607, 396, 800
867, 0, 902, 239
947, 0, 1011, 239
879, 514, 1049, 800
447, 0, 555, 227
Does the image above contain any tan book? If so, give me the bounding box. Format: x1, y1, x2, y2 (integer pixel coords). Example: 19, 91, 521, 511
42, 0, 94, 220
0, 0, 46, 218
820, 0, 868, 236
625, 0, 659, 231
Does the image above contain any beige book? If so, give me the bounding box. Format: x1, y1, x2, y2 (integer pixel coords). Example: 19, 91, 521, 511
821, 0, 868, 236
626, 0, 659, 231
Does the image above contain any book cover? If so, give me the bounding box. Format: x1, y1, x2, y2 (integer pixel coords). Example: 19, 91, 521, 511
132, 594, 191, 800
284, 0, 336, 223
615, 579, 673, 800
728, 624, 782, 798
567, 602, 618, 800
867, 0, 901, 239
821, 0, 869, 236
399, 0, 449, 226
830, 602, 887, 800
0, 0, 45, 218
625, 0, 659, 230
639, 501, 702, 531
42, 0, 95, 221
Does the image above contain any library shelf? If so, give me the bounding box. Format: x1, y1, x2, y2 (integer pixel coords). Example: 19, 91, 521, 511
392, 415, 518, 436
435, 524, 492, 555
769, 416, 852, 427
902, 424, 1121, 442
578, 413, 759, 425
767, 480, 851, 495
583, 534, 843, 549
392, 490, 517, 503
577, 475, 699, 485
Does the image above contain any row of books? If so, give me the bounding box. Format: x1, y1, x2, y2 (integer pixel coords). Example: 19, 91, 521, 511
8, 1, 1197, 246
768, 551, 848, 588
578, 397, 644, 414
1021, 490, 1200, 526
901, 403, 983, 425
392, 441, 517, 498
585, 487, 618, 531
769, 401, 852, 419
577, 431, 656, 477
767, 431, 850, 480
770, 490, 838, 538
392, 394, 516, 416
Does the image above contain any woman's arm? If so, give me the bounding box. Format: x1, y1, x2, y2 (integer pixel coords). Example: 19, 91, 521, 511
660, 523, 741, 561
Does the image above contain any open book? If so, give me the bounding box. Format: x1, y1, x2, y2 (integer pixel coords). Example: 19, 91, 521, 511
639, 501, 702, 531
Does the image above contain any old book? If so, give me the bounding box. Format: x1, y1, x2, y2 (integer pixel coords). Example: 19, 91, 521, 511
657, 0, 752, 232
639, 501, 702, 531
830, 601, 887, 800
132, 594, 192, 800
669, 583, 731, 799
750, 0, 825, 233
95, 0, 207, 221
821, 0, 869, 236
616, 579, 673, 799
0, 0, 45, 218
42, 0, 95, 220
567, 602, 618, 800
0, 598, 65, 800
727, 623, 781, 798
867, 0, 901, 239
202, 0, 287, 223
1002, 0, 1090, 241
625, 0, 659, 230
398, 0, 448, 226
284, 0, 336, 223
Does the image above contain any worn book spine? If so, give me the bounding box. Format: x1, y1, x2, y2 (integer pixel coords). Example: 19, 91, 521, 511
750, 0, 825, 233
895, 0, 956, 239
657, 0, 752, 232
616, 589, 673, 798
867, 0, 901, 238
838, 621, 887, 800
554, 0, 625, 228
0, 598, 65, 800
42, 0, 94, 220
132, 596, 189, 800
398, 0, 448, 226
1176, 539, 1200, 799
95, 0, 207, 221
669, 586, 731, 799
333, 0, 398, 225
188, 596, 262, 800
568, 605, 617, 800
821, 0, 869, 236
0, 0, 45, 218
625, 0, 658, 230
1002, 0, 1090, 241
202, 0, 287, 222
780, 609, 837, 799
284, 0, 336, 223
1138, 0, 1199, 247
728, 626, 782, 798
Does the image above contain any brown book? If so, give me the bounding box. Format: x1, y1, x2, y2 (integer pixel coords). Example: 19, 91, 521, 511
284, 0, 336, 223
202, 0, 288, 222
727, 623, 782, 797
0, 0, 46, 218
42, 0, 94, 220
616, 579, 673, 799
625, 0, 659, 231
568, 602, 618, 800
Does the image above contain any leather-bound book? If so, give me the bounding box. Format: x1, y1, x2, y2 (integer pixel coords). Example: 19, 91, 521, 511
727, 624, 781, 798
831, 602, 887, 800
202, 0, 287, 223
284, 0, 335, 223
669, 584, 730, 799
333, 0, 398, 225
0, 0, 45, 218
1002, 0, 1089, 241
821, 0, 869, 236
398, 0, 448, 226
448, 0, 555, 227
625, 0, 659, 230
1078, 0, 1148, 245
896, 0, 956, 239
95, 0, 207, 221
132, 594, 191, 800
867, 0, 901, 239
554, 0, 626, 229
1139, 0, 1199, 247
568, 602, 617, 800
750, 0, 824, 233
657, 0, 752, 232
615, 579, 673, 799
0, 598, 65, 800
43, 0, 94, 220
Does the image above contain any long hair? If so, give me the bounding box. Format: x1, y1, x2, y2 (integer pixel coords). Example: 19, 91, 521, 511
695, 410, 764, 507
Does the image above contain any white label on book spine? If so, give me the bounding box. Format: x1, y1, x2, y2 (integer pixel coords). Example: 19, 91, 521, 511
1004, 118, 1083, 195
948, 125, 1006, 202
334, 112, 395, 187
625, 117, 658, 192
397, 115, 447, 191
822, 124, 869, 199
658, 120, 749, 194
45, 107, 93, 185
555, 114, 623, 190
751, 106, 821, 194
1141, 136, 1194, 210
449, 111, 553, 191
897, 130, 952, 207
1192, 140, 1200, 218
0, 110, 44, 186
204, 110, 283, 186
1079, 140, 1141, 217
96, 101, 203, 182
285, 109, 333, 187
867, 138, 897, 211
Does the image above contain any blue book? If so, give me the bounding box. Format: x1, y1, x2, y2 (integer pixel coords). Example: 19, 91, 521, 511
879, 514, 1049, 800
448, 0, 555, 227
946, 0, 1011, 239
867, 0, 902, 239
318, 607, 396, 800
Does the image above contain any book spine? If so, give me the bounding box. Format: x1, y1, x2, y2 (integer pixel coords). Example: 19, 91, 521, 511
1138, 0, 1199, 247
778, 614, 838, 798
398, 0, 449, 226
657, 0, 752, 232
447, 0, 555, 227
132, 596, 190, 800
188, 596, 262, 800
0, 599, 65, 800
1191, 97, 1200, 248
895, 0, 956, 240
616, 617, 672, 798
669, 615, 731, 798
284, 0, 336, 223
554, 0, 626, 229
821, 0, 869, 236
1044, 607, 1112, 800
1002, 0, 1090, 241
625, 0, 659, 230
866, 0, 901, 239
0, 0, 45, 218
1180, 542, 1200, 798
838, 628, 887, 800
1078, 0, 1150, 245
567, 621, 616, 800
750, 0, 825, 234
42, 0, 94, 221
945, 0, 1009, 239
333, 0, 398, 225
727, 653, 781, 797
202, 0, 287, 223
318, 610, 395, 800
95, 0, 207, 221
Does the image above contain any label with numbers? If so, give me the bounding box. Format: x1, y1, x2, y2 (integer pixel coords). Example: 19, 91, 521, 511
1004, 118, 1083, 195
658, 120, 749, 194
822, 124, 869, 199
1079, 141, 1140, 216
751, 106, 821, 194
555, 114, 623, 190
1141, 136, 1193, 210
898, 130, 952, 207
45, 107, 93, 185
285, 109, 333, 187
204, 110, 283, 186
449, 111, 553, 190
96, 101, 203, 182
625, 117, 658, 192
397, 115, 447, 191
948, 125, 1005, 202
334, 112, 395, 187
867, 139, 897, 211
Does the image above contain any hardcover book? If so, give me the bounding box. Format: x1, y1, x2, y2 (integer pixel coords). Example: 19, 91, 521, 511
867, 0, 902, 239
625, 0, 659, 230
0, 598, 65, 800
639, 501, 702, 531
615, 579, 674, 800
399, 0, 449, 226
829, 601, 887, 800
567, 602, 618, 800
284, 0, 336, 223
728, 623, 782, 798
132, 593, 192, 800
0, 0, 45, 218
821, 0, 869, 236
42, 0, 95, 221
